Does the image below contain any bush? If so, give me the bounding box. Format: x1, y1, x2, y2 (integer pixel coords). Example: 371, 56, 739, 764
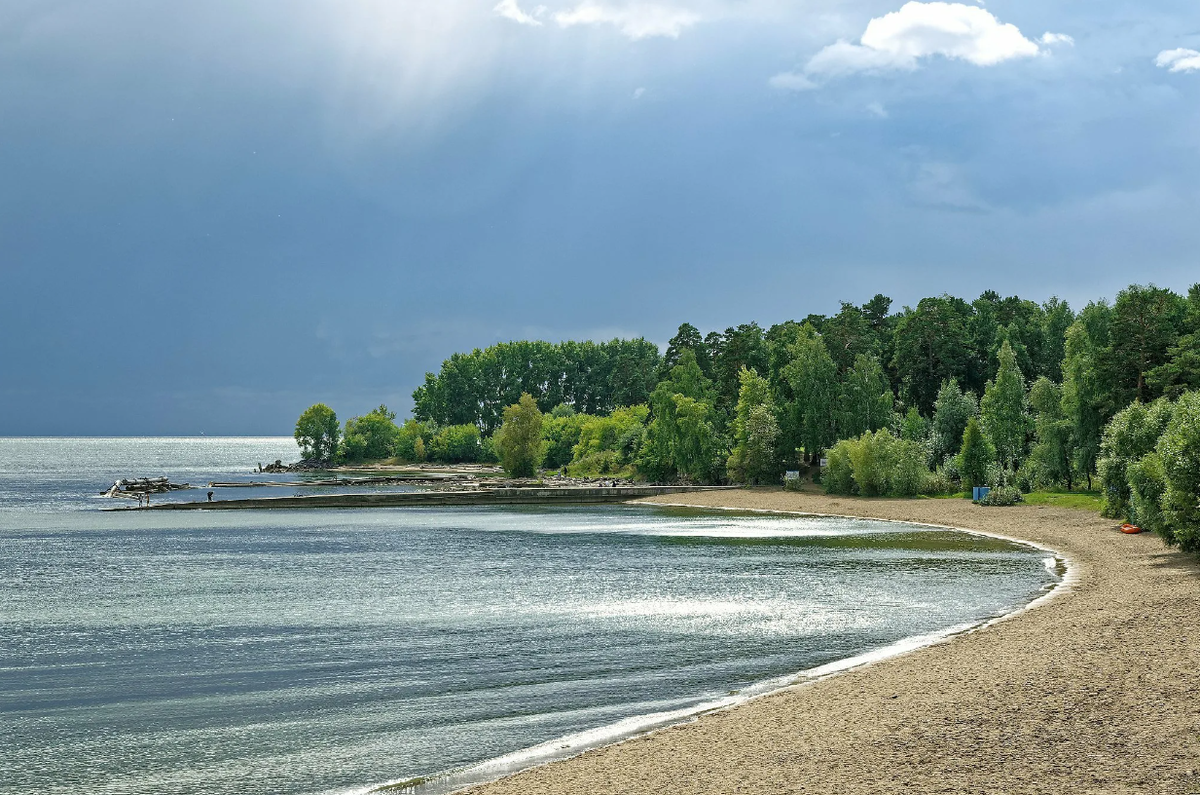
978, 486, 1023, 506
429, 424, 481, 464
886, 438, 929, 497
1098, 398, 1174, 519
542, 413, 589, 469
1157, 391, 1200, 552
394, 420, 431, 462
478, 435, 500, 464
823, 441, 857, 495
340, 405, 400, 462
846, 430, 891, 496
1127, 452, 1167, 535
567, 450, 626, 477
823, 430, 928, 497
574, 405, 649, 462
923, 466, 955, 496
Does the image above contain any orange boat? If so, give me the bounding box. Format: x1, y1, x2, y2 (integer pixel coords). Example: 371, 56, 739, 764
1121, 523, 1143, 534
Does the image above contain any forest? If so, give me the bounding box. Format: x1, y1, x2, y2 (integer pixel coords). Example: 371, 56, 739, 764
295, 283, 1200, 552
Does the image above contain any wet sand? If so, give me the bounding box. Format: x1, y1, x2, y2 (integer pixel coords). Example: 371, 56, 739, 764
461, 489, 1200, 795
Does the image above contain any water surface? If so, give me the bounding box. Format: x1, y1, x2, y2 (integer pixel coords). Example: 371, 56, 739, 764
0, 438, 1059, 795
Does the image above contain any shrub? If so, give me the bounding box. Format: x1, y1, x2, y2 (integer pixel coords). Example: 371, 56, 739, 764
1097, 398, 1174, 519
823, 430, 928, 497
923, 466, 955, 496
429, 424, 481, 463
542, 412, 589, 470
978, 486, 1023, 506
823, 441, 857, 495
567, 450, 625, 477
574, 405, 649, 461
886, 438, 929, 497
1127, 452, 1167, 536
478, 434, 500, 464
847, 429, 891, 497
1157, 391, 1200, 552
394, 420, 431, 462
340, 405, 400, 462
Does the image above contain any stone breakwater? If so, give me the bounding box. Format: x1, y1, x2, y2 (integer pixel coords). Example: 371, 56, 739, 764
120, 485, 732, 510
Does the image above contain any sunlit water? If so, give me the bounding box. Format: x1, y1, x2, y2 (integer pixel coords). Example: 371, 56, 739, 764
0, 438, 1059, 795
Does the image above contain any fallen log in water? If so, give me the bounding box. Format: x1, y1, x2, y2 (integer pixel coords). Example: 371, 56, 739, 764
102, 477, 193, 497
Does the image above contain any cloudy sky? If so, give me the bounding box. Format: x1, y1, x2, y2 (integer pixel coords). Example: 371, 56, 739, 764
2, 0, 1198, 434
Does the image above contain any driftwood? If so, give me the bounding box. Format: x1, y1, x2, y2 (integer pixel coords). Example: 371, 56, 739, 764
102, 477, 192, 498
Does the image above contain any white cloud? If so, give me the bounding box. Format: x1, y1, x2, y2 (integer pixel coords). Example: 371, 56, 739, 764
495, 0, 543, 26
1040, 32, 1074, 47
632, 86, 647, 99
774, 1, 1043, 89
866, 101, 888, 118
554, 3, 701, 39
768, 71, 817, 91
1156, 48, 1200, 73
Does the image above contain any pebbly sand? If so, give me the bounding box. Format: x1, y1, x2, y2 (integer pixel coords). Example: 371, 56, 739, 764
460, 489, 1200, 795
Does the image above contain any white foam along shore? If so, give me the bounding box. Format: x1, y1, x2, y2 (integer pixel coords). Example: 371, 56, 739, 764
341, 509, 1071, 795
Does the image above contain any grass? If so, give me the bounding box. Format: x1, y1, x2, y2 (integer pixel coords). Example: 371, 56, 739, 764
1021, 489, 1103, 512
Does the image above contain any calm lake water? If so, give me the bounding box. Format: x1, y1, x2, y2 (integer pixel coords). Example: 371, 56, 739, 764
0, 438, 1059, 795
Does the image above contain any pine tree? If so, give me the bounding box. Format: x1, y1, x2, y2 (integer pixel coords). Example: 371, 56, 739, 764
957, 417, 994, 489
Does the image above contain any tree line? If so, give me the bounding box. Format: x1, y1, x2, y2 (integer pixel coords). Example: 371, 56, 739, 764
294, 282, 1200, 550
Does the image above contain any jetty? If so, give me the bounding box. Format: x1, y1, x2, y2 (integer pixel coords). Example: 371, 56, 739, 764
120, 485, 731, 511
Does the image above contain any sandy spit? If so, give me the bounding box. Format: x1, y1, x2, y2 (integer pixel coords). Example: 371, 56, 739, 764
460, 489, 1200, 795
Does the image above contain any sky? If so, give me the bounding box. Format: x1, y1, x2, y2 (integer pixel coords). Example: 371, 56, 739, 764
1, 0, 1198, 435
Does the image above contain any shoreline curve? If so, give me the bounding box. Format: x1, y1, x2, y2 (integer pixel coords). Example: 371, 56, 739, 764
359, 496, 1072, 795
441, 489, 1200, 795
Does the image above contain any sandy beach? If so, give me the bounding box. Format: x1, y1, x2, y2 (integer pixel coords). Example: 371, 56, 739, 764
462, 489, 1200, 795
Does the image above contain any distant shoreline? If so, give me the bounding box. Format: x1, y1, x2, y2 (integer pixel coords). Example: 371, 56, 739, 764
453, 489, 1200, 795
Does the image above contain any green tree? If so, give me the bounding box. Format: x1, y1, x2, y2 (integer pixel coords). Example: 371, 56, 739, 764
1026, 377, 1074, 490
980, 340, 1029, 471
1038, 297, 1075, 381
1108, 284, 1186, 404
727, 368, 780, 484
782, 324, 838, 462
660, 323, 711, 381
709, 323, 769, 423
1148, 284, 1200, 398
930, 380, 977, 466
957, 417, 994, 489
1157, 391, 1200, 552
641, 351, 722, 483
294, 403, 340, 461
823, 303, 879, 374
891, 296, 976, 414
1061, 302, 1114, 488
838, 353, 894, 439
495, 393, 544, 478
573, 405, 649, 461
341, 405, 400, 462
899, 407, 929, 442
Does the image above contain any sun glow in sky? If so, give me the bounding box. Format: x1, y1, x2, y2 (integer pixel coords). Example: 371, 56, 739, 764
2, 0, 1198, 434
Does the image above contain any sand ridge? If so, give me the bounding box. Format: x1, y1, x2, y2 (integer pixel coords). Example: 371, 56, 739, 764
460, 490, 1200, 795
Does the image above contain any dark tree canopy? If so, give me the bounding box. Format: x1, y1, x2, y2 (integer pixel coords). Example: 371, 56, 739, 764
413, 338, 661, 434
